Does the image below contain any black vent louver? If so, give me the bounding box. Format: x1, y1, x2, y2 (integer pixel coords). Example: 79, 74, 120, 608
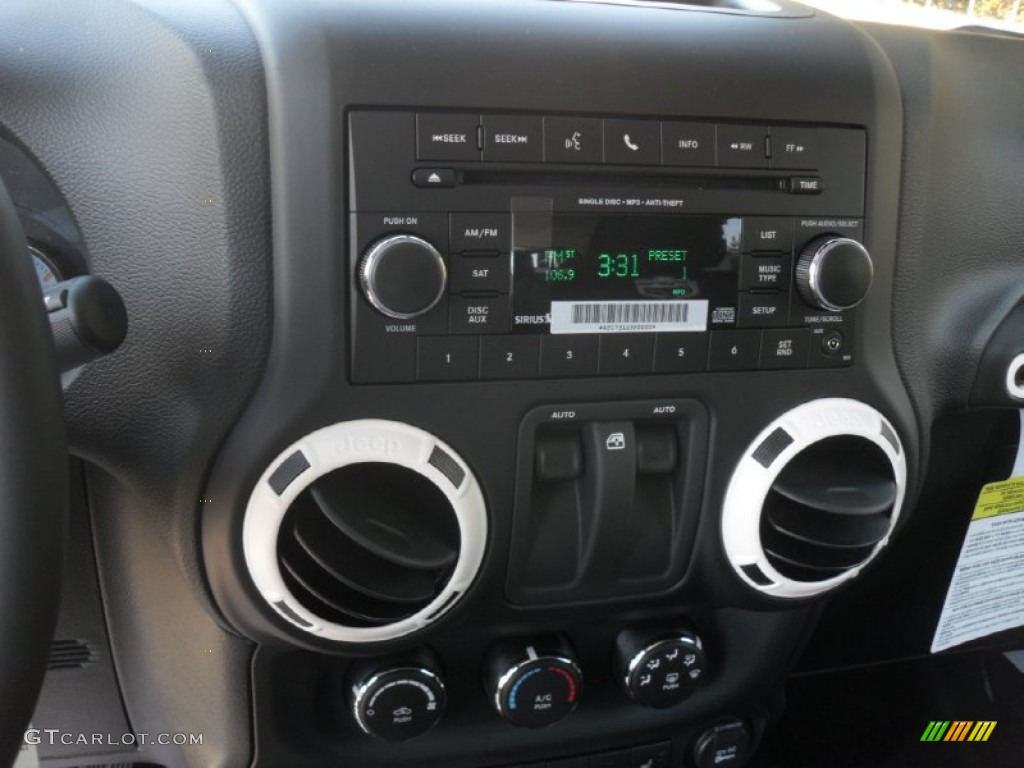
277, 463, 460, 627
48, 638, 98, 670
760, 436, 897, 582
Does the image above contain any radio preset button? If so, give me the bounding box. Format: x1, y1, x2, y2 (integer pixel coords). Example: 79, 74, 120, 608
450, 296, 510, 334
545, 116, 603, 164
709, 330, 761, 371
450, 213, 510, 253
481, 335, 540, 379
416, 113, 480, 161
450, 254, 510, 294
737, 293, 789, 328
417, 336, 480, 381
716, 124, 769, 168
759, 328, 810, 370
770, 127, 819, 170
742, 217, 794, 254
540, 336, 599, 377
598, 334, 655, 376
604, 119, 660, 165
662, 122, 715, 167
653, 333, 709, 373
739, 255, 790, 291
483, 115, 543, 162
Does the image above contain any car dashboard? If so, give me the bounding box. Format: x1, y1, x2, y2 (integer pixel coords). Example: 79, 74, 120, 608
4, 1, 1024, 767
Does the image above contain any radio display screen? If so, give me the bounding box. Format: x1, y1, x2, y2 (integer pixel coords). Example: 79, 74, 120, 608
511, 214, 742, 334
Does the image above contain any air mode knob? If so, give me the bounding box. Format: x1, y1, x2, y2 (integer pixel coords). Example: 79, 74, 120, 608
614, 627, 707, 708
795, 236, 873, 312
359, 234, 447, 319
485, 637, 583, 728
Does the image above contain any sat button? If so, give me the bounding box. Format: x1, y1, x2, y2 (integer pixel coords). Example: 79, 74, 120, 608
450, 255, 509, 294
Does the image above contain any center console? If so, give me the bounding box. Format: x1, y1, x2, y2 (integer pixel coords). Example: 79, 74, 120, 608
201, 1, 917, 766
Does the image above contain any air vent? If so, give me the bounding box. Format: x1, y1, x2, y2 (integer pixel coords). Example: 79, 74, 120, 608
277, 463, 460, 628
243, 420, 487, 644
48, 638, 98, 670
759, 436, 898, 582
722, 399, 907, 599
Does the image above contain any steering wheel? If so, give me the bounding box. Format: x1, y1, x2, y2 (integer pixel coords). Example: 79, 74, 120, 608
0, 176, 67, 765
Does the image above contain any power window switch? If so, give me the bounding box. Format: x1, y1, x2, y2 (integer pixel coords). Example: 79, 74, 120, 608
535, 431, 584, 481
636, 426, 678, 474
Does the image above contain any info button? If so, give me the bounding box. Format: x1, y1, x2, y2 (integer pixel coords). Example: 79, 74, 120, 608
662, 122, 715, 167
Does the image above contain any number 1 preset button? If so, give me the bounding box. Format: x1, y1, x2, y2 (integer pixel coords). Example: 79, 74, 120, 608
540, 335, 599, 377
599, 334, 655, 375
417, 336, 480, 381
480, 336, 540, 379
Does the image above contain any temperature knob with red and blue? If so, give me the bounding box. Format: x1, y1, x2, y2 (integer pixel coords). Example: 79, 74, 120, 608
485, 636, 583, 728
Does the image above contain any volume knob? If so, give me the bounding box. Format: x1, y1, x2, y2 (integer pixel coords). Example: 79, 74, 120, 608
360, 234, 447, 319
795, 236, 873, 312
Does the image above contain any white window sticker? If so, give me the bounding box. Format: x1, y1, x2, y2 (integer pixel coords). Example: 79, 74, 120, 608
932, 474, 1024, 653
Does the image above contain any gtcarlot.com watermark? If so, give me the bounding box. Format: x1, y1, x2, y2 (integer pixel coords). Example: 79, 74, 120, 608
24, 729, 203, 747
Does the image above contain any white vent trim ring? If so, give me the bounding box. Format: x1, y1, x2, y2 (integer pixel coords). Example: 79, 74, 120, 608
722, 398, 907, 599
242, 420, 487, 643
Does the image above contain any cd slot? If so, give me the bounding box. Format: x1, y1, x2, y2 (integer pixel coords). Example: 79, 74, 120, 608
459, 167, 789, 192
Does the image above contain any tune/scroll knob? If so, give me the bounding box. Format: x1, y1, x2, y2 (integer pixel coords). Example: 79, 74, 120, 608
359, 234, 447, 319
485, 637, 583, 728
795, 236, 873, 312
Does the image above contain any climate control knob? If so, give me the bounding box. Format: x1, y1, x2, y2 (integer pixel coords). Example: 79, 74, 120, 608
614, 628, 706, 708
349, 663, 447, 742
795, 235, 873, 312
359, 234, 447, 319
485, 637, 582, 728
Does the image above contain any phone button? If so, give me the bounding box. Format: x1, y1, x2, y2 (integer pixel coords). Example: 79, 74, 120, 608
604, 119, 660, 165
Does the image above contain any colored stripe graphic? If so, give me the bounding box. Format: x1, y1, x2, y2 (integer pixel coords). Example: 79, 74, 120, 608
944, 721, 973, 741
921, 721, 950, 741
967, 721, 997, 742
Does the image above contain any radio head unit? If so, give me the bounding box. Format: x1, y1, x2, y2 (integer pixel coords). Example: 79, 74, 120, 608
347, 110, 869, 384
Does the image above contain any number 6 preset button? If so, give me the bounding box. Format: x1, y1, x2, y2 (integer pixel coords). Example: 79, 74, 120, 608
540, 336, 599, 377
708, 330, 762, 371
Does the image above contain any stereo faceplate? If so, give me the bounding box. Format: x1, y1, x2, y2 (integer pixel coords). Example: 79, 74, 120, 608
348, 110, 867, 384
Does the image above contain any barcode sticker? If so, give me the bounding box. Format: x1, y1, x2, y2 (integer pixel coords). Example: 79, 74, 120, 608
550, 300, 709, 334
